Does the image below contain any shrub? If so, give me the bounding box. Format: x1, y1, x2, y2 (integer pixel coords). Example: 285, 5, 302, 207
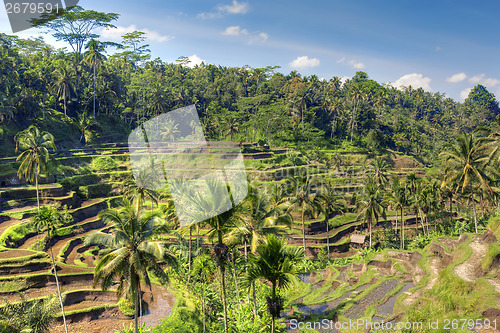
92, 156, 118, 171
118, 298, 135, 317
77, 183, 112, 199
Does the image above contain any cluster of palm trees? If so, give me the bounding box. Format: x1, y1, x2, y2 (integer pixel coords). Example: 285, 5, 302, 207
13, 121, 500, 332
84, 176, 305, 333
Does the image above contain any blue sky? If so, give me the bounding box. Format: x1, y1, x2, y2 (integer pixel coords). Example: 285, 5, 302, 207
2, 0, 500, 101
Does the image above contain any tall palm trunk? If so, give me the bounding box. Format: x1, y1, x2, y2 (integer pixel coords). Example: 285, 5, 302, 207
134, 280, 139, 333
400, 207, 404, 249
368, 216, 372, 248
93, 62, 96, 118
50, 246, 68, 333
470, 182, 478, 233
188, 227, 192, 274
63, 87, 67, 122
326, 217, 330, 260
202, 282, 206, 332
35, 165, 40, 212
218, 230, 228, 333
231, 250, 241, 313
449, 197, 453, 219
301, 204, 306, 254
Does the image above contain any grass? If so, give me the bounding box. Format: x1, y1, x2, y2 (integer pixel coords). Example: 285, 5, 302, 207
0, 221, 36, 248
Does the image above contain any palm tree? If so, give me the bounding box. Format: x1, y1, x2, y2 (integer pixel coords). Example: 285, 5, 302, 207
440, 133, 494, 233
388, 175, 409, 249
84, 39, 107, 118
85, 199, 176, 333
15, 125, 56, 211
319, 182, 346, 259
123, 167, 160, 213
357, 176, 387, 247
348, 84, 364, 143
191, 253, 216, 333
223, 115, 240, 141
75, 112, 98, 145
281, 170, 322, 253
52, 61, 75, 122
245, 235, 303, 333
33, 205, 72, 333
367, 156, 389, 186
181, 178, 243, 333
227, 185, 292, 316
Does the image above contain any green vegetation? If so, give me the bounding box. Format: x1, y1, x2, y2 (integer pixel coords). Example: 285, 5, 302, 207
1, 4, 500, 333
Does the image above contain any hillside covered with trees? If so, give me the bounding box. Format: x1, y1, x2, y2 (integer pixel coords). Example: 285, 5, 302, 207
1, 6, 500, 333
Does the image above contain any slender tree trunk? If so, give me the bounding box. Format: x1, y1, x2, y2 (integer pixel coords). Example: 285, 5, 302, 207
50, 247, 68, 333
449, 197, 453, 220
202, 282, 206, 333
35, 166, 40, 212
134, 281, 139, 333
63, 87, 67, 122
401, 207, 404, 249
197, 225, 200, 253
368, 217, 372, 248
188, 227, 192, 274
326, 216, 330, 260
93, 62, 96, 118
480, 194, 485, 219
218, 230, 228, 333
301, 205, 306, 254
231, 250, 241, 313
470, 182, 478, 233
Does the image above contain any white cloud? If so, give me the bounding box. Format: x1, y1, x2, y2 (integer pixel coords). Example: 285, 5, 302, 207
467, 73, 500, 89
222, 26, 268, 43
460, 88, 472, 100
289, 56, 320, 69
198, 0, 249, 19
349, 59, 365, 69
446, 72, 467, 83
336, 57, 364, 69
484, 78, 500, 87
218, 0, 249, 14
187, 54, 205, 68
469, 74, 485, 84
392, 73, 432, 91
258, 32, 269, 42
100, 25, 173, 43
222, 26, 248, 36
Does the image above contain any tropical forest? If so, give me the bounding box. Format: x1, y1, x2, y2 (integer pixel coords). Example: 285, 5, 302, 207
1, 5, 500, 333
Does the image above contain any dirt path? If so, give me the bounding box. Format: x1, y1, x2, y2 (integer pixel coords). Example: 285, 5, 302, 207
454, 237, 487, 282
427, 257, 440, 289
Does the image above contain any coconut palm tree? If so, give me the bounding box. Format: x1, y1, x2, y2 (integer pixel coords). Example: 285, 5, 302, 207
84, 39, 109, 118
75, 111, 99, 145
191, 253, 216, 333
245, 235, 303, 333
440, 133, 494, 233
367, 156, 389, 186
281, 170, 322, 253
85, 199, 176, 333
15, 125, 56, 211
33, 205, 72, 333
123, 167, 160, 213
357, 176, 387, 247
180, 177, 243, 333
52, 61, 75, 122
226, 185, 292, 316
319, 182, 346, 259
388, 175, 409, 249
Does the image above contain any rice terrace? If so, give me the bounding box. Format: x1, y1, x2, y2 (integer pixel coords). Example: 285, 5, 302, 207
1, 2, 500, 333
